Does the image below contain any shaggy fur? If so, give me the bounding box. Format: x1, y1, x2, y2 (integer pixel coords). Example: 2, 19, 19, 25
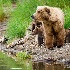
32, 6, 65, 49
65, 29, 70, 43
31, 21, 44, 46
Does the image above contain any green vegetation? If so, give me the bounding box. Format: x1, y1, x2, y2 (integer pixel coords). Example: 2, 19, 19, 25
16, 52, 32, 70
6, 0, 41, 40
0, 0, 12, 22
16, 52, 31, 60
0, 0, 18, 22
0, 51, 20, 68
2, 0, 70, 40
0, 51, 32, 70
2, 0, 18, 5
11, 0, 18, 3
2, 0, 12, 6
64, 7, 70, 29
0, 1, 5, 21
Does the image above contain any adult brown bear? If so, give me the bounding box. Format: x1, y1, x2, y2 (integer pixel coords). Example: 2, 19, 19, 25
65, 29, 70, 43
31, 6, 65, 49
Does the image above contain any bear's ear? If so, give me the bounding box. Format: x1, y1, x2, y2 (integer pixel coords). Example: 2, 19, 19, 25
45, 7, 50, 13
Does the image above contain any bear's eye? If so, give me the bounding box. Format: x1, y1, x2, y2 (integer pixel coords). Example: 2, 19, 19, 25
37, 11, 40, 13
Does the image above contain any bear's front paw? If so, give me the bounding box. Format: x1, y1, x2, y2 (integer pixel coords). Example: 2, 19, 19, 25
57, 45, 62, 48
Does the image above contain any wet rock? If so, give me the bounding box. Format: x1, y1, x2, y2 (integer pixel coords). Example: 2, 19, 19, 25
64, 60, 70, 67
14, 45, 24, 51
44, 58, 56, 63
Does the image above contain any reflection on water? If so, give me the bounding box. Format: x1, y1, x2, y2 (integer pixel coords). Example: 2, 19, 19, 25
0, 52, 32, 70
32, 60, 70, 70
10, 68, 22, 69
0, 58, 10, 70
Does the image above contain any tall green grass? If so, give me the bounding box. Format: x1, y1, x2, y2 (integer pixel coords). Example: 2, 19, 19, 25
0, 0, 13, 22
6, 0, 70, 41
64, 7, 70, 29
0, 1, 5, 21
2, 0, 12, 6
2, 0, 18, 6
6, 0, 43, 40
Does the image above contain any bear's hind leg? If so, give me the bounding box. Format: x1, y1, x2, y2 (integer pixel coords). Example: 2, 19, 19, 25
56, 29, 65, 48
45, 34, 54, 50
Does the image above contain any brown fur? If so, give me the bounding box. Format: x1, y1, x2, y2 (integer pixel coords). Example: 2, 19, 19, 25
31, 21, 44, 46
32, 6, 65, 49
65, 29, 70, 43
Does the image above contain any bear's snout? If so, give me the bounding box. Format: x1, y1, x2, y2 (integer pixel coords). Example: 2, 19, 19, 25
31, 15, 35, 19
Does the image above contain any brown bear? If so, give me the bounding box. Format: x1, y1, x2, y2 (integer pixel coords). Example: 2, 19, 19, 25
31, 6, 65, 49
31, 20, 57, 48
65, 28, 70, 43
31, 21, 44, 46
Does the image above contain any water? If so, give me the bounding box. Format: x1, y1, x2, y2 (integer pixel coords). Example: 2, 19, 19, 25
32, 60, 45, 70
0, 57, 10, 70
32, 60, 70, 70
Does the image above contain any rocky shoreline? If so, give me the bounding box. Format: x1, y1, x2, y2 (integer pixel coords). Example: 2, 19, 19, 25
0, 28, 70, 68
0, 21, 70, 68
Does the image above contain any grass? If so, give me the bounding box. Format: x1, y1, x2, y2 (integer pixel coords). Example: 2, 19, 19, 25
0, 51, 21, 68
5, 0, 70, 41
0, 0, 13, 22
64, 7, 70, 29
0, 1, 5, 22
0, 51, 32, 70
16, 52, 31, 60
2, 0, 12, 6
6, 0, 42, 40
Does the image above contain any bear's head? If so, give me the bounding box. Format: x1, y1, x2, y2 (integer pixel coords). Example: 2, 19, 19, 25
32, 21, 43, 35
31, 6, 51, 22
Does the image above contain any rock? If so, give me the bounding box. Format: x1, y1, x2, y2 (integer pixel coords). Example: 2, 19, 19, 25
14, 45, 24, 51
0, 36, 8, 44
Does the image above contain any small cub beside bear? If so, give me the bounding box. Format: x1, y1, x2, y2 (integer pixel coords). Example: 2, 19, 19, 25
31, 21, 44, 46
